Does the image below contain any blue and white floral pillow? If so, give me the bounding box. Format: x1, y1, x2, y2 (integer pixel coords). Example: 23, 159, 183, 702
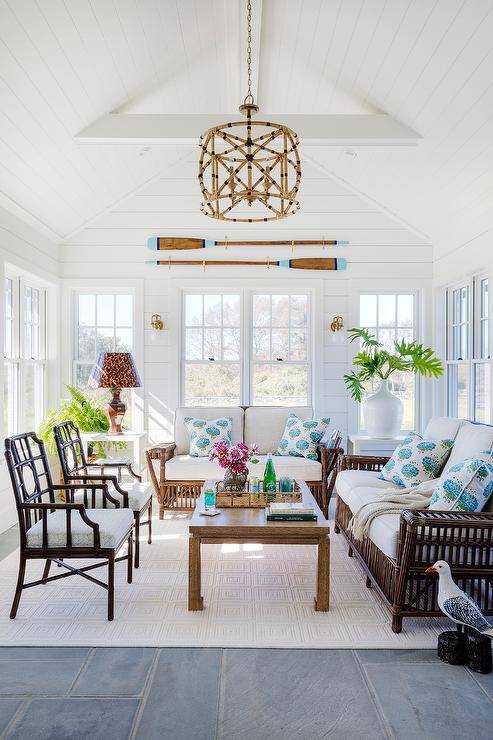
379, 433, 454, 488
276, 414, 330, 461
184, 416, 232, 457
430, 456, 493, 512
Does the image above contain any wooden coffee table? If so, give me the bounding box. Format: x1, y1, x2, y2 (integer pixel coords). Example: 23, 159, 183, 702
188, 480, 330, 612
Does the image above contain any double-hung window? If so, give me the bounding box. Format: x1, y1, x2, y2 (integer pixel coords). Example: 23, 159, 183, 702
359, 293, 416, 430
183, 293, 241, 406
3, 275, 46, 435
182, 291, 311, 406
446, 277, 490, 421
251, 293, 309, 405
74, 292, 134, 388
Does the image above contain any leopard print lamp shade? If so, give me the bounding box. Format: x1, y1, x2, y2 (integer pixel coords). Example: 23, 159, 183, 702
89, 352, 142, 434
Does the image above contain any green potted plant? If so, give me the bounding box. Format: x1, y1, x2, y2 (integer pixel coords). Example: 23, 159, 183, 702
38, 385, 125, 458
344, 328, 444, 437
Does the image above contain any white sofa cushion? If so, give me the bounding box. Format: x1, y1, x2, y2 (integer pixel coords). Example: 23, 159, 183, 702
74, 483, 152, 512
337, 484, 400, 559
174, 407, 244, 454
335, 469, 402, 502
165, 453, 322, 482
244, 406, 313, 453
26, 508, 134, 549
441, 423, 493, 475
424, 416, 466, 441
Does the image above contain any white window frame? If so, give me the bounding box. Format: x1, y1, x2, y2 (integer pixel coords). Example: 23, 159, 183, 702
180, 288, 312, 407
357, 290, 420, 433
181, 290, 243, 406
248, 291, 312, 407
3, 272, 47, 435
446, 274, 490, 421
72, 288, 135, 389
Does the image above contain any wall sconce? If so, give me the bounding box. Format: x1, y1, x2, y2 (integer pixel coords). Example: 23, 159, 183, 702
150, 313, 164, 331
329, 315, 345, 344
330, 316, 344, 332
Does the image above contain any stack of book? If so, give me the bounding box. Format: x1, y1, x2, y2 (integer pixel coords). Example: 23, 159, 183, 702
266, 502, 317, 522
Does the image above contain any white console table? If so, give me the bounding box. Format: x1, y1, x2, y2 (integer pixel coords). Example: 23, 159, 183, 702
347, 434, 408, 456
80, 431, 148, 476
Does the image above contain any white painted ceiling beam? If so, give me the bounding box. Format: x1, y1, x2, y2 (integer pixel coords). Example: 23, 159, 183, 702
75, 113, 420, 147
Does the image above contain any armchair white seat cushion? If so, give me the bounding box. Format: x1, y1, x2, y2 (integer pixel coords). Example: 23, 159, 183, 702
244, 406, 313, 454
337, 484, 400, 559
165, 453, 322, 482
174, 407, 244, 454
26, 509, 134, 549
74, 483, 153, 512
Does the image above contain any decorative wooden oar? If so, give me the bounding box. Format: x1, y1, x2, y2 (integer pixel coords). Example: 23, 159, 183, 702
147, 237, 348, 250
146, 257, 347, 271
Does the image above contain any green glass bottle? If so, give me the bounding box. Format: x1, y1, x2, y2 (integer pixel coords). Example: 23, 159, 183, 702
263, 453, 277, 495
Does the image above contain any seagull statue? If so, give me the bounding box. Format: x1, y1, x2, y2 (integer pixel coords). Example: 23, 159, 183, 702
426, 560, 493, 637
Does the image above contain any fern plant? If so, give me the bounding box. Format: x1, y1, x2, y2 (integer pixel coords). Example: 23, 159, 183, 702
38, 385, 126, 457
344, 327, 444, 402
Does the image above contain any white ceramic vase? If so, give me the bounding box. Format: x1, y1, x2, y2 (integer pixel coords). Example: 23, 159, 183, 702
363, 380, 403, 438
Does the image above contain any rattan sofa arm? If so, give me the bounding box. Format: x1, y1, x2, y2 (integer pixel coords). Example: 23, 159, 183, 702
146, 442, 176, 461
400, 508, 493, 528
338, 454, 390, 472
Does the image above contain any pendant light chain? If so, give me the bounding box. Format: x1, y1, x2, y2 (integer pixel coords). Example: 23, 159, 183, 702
245, 0, 254, 105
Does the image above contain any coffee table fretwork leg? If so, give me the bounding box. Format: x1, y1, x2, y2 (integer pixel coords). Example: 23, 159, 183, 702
188, 534, 204, 611
314, 535, 330, 612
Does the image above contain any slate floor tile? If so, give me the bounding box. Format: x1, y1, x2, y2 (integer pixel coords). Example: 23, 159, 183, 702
356, 649, 437, 664
218, 648, 388, 740
0, 660, 86, 696
135, 648, 221, 740
365, 662, 493, 740
467, 667, 493, 700
0, 648, 90, 661
6, 698, 140, 740
72, 648, 156, 696
0, 699, 23, 735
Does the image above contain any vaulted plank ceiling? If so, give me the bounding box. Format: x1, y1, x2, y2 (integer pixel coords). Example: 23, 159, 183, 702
0, 0, 492, 261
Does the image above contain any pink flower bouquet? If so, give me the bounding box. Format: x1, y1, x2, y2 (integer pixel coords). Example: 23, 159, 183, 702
209, 440, 259, 476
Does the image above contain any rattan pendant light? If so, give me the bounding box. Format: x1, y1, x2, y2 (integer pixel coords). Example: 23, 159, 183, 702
198, 0, 301, 222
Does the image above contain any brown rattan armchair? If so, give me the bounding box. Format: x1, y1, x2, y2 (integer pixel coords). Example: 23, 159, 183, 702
5, 432, 133, 621
334, 453, 493, 632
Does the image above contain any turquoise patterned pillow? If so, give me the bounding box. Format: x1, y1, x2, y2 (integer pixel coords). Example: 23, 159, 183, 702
430, 457, 493, 512
184, 416, 232, 457
276, 414, 330, 461
379, 434, 454, 487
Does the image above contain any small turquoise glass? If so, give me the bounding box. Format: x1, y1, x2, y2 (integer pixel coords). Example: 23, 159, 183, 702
204, 488, 216, 512
280, 476, 293, 492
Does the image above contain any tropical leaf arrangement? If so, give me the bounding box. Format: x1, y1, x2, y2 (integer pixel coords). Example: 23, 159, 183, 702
344, 327, 444, 402
38, 385, 126, 457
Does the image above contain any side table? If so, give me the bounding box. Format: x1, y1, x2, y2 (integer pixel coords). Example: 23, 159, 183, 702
80, 431, 149, 478
347, 433, 408, 456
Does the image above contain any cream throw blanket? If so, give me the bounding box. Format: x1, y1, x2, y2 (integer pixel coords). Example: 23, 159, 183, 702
348, 478, 438, 541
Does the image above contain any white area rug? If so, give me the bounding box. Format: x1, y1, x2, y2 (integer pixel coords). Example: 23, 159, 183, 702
0, 513, 447, 648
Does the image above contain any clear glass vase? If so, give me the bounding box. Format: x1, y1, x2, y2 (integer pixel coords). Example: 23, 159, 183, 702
223, 467, 248, 492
